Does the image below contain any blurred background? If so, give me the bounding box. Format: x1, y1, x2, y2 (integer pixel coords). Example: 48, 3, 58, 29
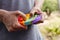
37, 0, 60, 40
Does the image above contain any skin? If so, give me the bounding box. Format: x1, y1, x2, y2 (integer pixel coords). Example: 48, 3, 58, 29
0, 0, 44, 32
30, 0, 44, 15
30, 0, 44, 23
0, 9, 27, 32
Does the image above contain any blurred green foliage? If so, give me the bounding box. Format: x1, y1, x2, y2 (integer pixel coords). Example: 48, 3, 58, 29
41, 0, 58, 12
44, 22, 60, 40
44, 22, 60, 35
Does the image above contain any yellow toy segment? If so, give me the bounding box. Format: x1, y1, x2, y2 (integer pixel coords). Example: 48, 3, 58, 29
26, 14, 30, 20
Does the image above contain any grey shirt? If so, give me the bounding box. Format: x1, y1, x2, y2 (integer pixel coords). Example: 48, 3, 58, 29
2, 0, 34, 13
0, 0, 43, 40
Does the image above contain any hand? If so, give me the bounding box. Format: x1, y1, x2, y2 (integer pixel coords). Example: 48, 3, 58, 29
30, 7, 42, 16
0, 9, 27, 32
30, 7, 44, 23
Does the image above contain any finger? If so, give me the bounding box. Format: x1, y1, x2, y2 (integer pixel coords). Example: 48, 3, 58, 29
7, 27, 17, 32
30, 11, 35, 16
17, 24, 27, 30
13, 23, 27, 30
36, 9, 43, 15
30, 9, 38, 16
10, 11, 26, 18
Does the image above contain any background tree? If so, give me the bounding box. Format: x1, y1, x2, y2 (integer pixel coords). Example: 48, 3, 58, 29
41, 0, 58, 16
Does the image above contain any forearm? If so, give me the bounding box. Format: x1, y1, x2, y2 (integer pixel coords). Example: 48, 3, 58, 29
34, 0, 44, 9
0, 15, 3, 21
0, 9, 7, 21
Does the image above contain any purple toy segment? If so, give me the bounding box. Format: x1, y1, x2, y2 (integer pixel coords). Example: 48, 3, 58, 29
32, 15, 42, 24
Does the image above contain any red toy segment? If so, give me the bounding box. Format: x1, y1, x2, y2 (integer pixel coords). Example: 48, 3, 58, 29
18, 16, 24, 21
18, 16, 25, 26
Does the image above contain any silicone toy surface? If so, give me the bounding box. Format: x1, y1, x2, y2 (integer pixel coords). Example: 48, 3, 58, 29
18, 13, 42, 26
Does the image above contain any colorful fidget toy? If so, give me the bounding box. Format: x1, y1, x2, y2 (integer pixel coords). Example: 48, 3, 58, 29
18, 13, 42, 26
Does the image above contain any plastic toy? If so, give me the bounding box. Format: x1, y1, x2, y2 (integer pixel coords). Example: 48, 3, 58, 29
18, 13, 42, 26
24, 15, 38, 25
32, 14, 42, 24
18, 14, 30, 26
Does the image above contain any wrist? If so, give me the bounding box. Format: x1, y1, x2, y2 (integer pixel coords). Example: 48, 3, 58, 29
33, 7, 41, 10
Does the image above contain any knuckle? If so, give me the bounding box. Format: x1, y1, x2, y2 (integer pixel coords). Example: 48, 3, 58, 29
15, 24, 21, 28
16, 11, 20, 13
12, 23, 20, 28
7, 27, 14, 32
8, 28, 11, 32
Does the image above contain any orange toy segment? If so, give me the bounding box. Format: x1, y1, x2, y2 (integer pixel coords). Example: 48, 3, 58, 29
20, 21, 25, 25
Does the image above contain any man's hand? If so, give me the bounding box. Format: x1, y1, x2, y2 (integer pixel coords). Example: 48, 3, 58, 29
30, 7, 44, 23
30, 7, 42, 16
0, 9, 27, 32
